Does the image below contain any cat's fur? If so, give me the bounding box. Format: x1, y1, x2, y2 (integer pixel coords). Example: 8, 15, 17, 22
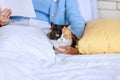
47, 22, 78, 49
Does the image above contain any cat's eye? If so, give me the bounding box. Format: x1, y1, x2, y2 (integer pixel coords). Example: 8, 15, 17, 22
56, 34, 59, 37
64, 35, 67, 37
64, 33, 68, 37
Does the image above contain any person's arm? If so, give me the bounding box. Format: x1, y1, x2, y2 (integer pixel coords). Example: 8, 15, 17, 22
0, 8, 11, 26
66, 0, 85, 39
55, 46, 79, 55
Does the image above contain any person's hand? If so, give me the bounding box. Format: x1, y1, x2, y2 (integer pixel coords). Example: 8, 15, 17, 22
55, 46, 79, 55
0, 8, 11, 26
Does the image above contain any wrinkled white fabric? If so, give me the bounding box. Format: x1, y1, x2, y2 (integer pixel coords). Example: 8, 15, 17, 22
0, 24, 56, 66
0, 20, 120, 80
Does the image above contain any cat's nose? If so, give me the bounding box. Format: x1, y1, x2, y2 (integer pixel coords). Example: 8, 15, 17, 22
58, 38, 64, 42
61, 38, 65, 41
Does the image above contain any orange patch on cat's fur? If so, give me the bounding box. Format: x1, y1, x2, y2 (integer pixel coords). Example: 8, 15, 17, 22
62, 25, 72, 39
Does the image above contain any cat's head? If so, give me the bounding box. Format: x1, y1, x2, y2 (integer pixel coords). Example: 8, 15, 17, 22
47, 22, 71, 40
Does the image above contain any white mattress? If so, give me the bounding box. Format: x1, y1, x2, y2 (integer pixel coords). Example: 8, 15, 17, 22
0, 25, 120, 80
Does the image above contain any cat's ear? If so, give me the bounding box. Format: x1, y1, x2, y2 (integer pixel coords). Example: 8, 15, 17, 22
50, 22, 55, 27
51, 22, 54, 24
66, 25, 71, 29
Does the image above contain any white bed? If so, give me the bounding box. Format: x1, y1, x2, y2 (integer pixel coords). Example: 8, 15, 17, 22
1, 1, 120, 80
0, 24, 120, 80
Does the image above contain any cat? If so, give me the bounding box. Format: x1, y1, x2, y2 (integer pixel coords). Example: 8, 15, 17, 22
47, 22, 78, 50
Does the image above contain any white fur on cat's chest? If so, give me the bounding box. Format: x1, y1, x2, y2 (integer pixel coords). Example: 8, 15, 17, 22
50, 36, 72, 49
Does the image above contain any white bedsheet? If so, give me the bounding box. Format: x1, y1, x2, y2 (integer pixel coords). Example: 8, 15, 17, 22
31, 54, 120, 80
0, 25, 120, 80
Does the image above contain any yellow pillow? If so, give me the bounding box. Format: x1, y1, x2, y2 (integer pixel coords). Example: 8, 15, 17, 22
78, 19, 120, 54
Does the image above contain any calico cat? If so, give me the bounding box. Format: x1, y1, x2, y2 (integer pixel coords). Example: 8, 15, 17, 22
47, 22, 78, 50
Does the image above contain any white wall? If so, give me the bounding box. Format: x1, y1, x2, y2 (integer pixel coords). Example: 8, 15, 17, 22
98, 0, 120, 18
